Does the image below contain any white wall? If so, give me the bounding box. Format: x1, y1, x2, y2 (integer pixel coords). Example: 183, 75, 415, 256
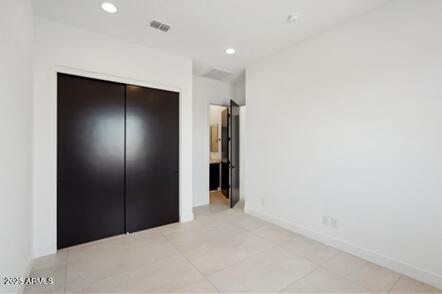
239, 106, 246, 200
32, 17, 193, 258
193, 76, 231, 206
232, 74, 246, 105
0, 0, 34, 292
246, 0, 442, 289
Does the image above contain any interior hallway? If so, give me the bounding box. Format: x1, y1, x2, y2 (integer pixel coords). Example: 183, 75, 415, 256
25, 203, 439, 293
194, 191, 230, 217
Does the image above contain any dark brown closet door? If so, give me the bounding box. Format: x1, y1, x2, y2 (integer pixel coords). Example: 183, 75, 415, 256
57, 74, 125, 249
125, 85, 179, 233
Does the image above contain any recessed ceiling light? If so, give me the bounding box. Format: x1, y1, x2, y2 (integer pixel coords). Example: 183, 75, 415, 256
287, 13, 300, 23
101, 2, 118, 13
225, 48, 236, 55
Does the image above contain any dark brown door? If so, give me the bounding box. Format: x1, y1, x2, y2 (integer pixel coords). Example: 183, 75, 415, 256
57, 74, 125, 249
229, 100, 240, 208
210, 163, 220, 191
125, 85, 179, 233
221, 108, 229, 198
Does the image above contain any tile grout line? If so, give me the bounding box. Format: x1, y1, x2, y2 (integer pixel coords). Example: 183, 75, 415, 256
62, 234, 179, 293
274, 241, 339, 266
272, 245, 373, 293
162, 233, 221, 293
165, 207, 242, 293
246, 210, 412, 292
387, 274, 403, 293
323, 251, 401, 293
278, 249, 374, 293
316, 264, 373, 293
266, 244, 326, 293
313, 253, 379, 293
277, 266, 320, 293
201, 241, 275, 277
162, 207, 281, 292
247, 227, 303, 247
187, 228, 285, 277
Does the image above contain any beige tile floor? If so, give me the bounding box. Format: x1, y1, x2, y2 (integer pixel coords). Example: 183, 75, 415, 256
25, 195, 441, 293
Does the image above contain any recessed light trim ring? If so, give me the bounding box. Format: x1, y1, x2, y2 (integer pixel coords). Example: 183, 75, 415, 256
225, 48, 236, 55
101, 2, 118, 13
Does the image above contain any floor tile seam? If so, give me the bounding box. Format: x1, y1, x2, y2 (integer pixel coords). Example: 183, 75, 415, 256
64, 246, 183, 293
247, 229, 299, 246
276, 265, 320, 293
210, 244, 275, 276
30, 261, 66, 275
274, 243, 337, 267
273, 243, 375, 292
315, 263, 377, 293
319, 250, 344, 266
236, 227, 285, 245
65, 242, 180, 268
190, 223, 326, 273
386, 274, 403, 293
340, 255, 401, 292
163, 233, 221, 293
28, 256, 69, 293
64, 267, 126, 293
225, 219, 269, 232
200, 241, 288, 280
66, 260, 157, 293
159, 217, 232, 237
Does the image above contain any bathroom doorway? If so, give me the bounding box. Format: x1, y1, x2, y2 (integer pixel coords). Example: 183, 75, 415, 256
209, 102, 240, 210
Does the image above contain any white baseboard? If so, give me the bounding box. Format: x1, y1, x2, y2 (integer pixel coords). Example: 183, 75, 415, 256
180, 211, 194, 223
34, 244, 56, 259
245, 208, 442, 290
193, 201, 210, 208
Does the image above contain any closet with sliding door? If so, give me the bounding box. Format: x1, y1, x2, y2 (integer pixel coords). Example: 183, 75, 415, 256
57, 73, 179, 249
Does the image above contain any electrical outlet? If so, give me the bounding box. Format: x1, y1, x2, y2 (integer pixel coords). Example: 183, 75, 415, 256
260, 198, 265, 205
322, 216, 328, 226
331, 218, 338, 229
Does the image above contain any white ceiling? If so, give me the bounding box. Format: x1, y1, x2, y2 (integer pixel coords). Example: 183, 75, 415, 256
32, 0, 391, 82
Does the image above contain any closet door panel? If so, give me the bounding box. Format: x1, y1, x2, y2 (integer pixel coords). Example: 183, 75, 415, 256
57, 74, 125, 249
125, 85, 179, 232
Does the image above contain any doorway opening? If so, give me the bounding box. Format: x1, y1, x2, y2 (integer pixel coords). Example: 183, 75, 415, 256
209, 104, 229, 212
208, 101, 241, 212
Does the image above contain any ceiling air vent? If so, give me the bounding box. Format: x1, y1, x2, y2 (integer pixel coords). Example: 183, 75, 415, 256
202, 69, 232, 80
150, 20, 171, 32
